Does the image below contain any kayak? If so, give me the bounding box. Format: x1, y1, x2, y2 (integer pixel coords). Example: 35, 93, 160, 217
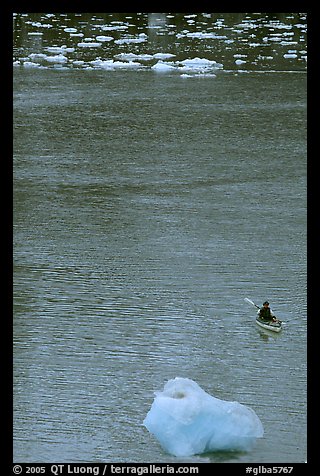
244, 298, 283, 333
255, 314, 282, 333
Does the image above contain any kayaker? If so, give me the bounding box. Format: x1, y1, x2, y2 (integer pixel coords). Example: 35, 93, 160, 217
258, 301, 277, 322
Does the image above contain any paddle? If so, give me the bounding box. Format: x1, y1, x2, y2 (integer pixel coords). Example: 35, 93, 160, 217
244, 298, 282, 324
244, 297, 260, 309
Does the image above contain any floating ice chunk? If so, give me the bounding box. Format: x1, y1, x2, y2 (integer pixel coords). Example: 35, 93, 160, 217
151, 61, 175, 72
101, 24, 128, 31
44, 54, 68, 63
77, 42, 102, 48
180, 57, 211, 66
30, 22, 52, 28
235, 59, 246, 65
90, 59, 143, 70
111, 60, 142, 69
90, 59, 114, 69
143, 377, 263, 457
280, 41, 298, 46
176, 31, 226, 39
114, 53, 154, 61
46, 46, 75, 54
180, 57, 223, 68
153, 53, 176, 60
187, 32, 227, 39
114, 34, 147, 45
28, 53, 47, 60
257, 55, 274, 60
64, 28, 77, 33
22, 61, 41, 68
177, 57, 223, 74
96, 35, 114, 42
283, 53, 298, 59
28, 52, 68, 64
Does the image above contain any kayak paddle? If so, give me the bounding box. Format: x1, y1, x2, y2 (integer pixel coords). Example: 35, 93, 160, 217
244, 297, 260, 309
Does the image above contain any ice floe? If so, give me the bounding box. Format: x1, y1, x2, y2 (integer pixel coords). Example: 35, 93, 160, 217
96, 36, 114, 42
143, 377, 264, 457
283, 52, 298, 59
114, 34, 147, 45
153, 53, 176, 60
64, 27, 77, 33
28, 52, 68, 64
177, 32, 227, 40
90, 59, 144, 70
179, 57, 222, 70
151, 61, 176, 72
235, 59, 247, 65
46, 46, 75, 54
151, 57, 223, 75
77, 42, 102, 48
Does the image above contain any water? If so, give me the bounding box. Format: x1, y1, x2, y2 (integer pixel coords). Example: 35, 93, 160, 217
13, 12, 307, 73
13, 13, 307, 464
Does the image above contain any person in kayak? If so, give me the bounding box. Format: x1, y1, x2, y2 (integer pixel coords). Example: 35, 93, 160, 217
258, 301, 277, 322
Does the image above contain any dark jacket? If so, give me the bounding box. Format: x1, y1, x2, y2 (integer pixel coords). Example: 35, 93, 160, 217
259, 307, 273, 321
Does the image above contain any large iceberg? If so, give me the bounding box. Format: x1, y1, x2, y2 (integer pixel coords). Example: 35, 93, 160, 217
143, 377, 264, 457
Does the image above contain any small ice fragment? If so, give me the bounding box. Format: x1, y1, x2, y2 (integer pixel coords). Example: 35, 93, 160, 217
153, 53, 176, 59
96, 36, 114, 42
283, 53, 298, 59
44, 54, 68, 63
77, 42, 102, 48
151, 61, 175, 72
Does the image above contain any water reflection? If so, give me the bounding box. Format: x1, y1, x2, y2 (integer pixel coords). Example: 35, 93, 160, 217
256, 327, 283, 342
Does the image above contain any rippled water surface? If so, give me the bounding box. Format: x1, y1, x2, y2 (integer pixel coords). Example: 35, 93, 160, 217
13, 13, 307, 464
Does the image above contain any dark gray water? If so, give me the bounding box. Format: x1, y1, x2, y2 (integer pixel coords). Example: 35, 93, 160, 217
13, 13, 307, 464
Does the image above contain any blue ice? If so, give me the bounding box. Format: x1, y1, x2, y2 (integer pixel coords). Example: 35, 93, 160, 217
143, 377, 264, 457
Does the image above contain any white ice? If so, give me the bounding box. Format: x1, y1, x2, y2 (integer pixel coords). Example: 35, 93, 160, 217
151, 61, 175, 71
114, 53, 154, 61
153, 53, 176, 60
179, 57, 222, 68
96, 36, 114, 42
77, 42, 102, 48
177, 57, 223, 73
90, 59, 144, 70
64, 27, 78, 33
114, 34, 147, 45
283, 53, 298, 59
44, 54, 68, 63
46, 46, 75, 54
27, 53, 68, 64
151, 57, 222, 74
143, 377, 263, 457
